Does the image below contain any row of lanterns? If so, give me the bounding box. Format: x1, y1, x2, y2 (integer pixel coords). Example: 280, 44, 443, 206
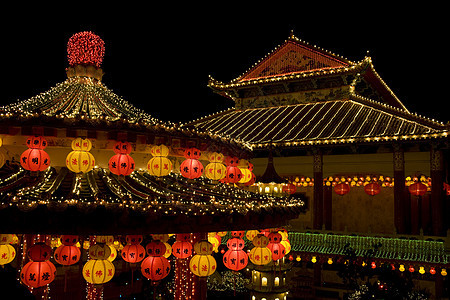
0, 229, 290, 290
333, 181, 428, 196
17, 136, 256, 185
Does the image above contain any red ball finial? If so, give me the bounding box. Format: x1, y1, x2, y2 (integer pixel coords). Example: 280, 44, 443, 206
67, 31, 105, 68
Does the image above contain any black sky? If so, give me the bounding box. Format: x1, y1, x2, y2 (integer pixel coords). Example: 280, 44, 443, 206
2, 5, 448, 124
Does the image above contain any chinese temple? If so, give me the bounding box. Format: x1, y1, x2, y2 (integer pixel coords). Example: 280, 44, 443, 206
185, 32, 450, 298
0, 32, 304, 299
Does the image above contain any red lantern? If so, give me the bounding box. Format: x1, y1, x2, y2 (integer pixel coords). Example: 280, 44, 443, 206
180, 158, 203, 179
126, 235, 143, 245
223, 249, 248, 271
109, 153, 135, 176
408, 182, 427, 196
20, 148, 50, 171
54, 245, 81, 265
27, 243, 52, 262
146, 241, 167, 257
21, 261, 56, 288
334, 182, 350, 196
26, 136, 48, 150
172, 241, 193, 259
231, 231, 245, 239
283, 183, 297, 194
121, 244, 146, 263
60, 235, 78, 246
184, 148, 201, 159
364, 182, 381, 196
226, 238, 245, 251
225, 165, 242, 183
113, 141, 132, 154
141, 256, 171, 281
267, 232, 286, 261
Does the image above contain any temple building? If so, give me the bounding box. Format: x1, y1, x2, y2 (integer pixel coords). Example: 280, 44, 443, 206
185, 33, 449, 298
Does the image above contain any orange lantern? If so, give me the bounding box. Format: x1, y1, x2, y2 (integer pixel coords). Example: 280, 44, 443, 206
408, 182, 427, 196
141, 256, 171, 281
172, 233, 193, 259
267, 232, 285, 261
223, 236, 247, 271
121, 244, 146, 263
364, 182, 381, 196
334, 182, 350, 196
21, 149, 50, 172
146, 240, 167, 257
225, 157, 242, 183
54, 245, 81, 265
21, 260, 56, 288
109, 153, 135, 176
180, 158, 203, 179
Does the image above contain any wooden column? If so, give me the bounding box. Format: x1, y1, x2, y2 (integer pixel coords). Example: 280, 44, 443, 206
430, 147, 444, 236
313, 151, 323, 230
393, 146, 407, 234
323, 185, 332, 230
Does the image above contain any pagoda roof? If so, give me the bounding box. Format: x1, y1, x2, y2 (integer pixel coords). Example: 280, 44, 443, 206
0, 163, 304, 234
184, 95, 448, 149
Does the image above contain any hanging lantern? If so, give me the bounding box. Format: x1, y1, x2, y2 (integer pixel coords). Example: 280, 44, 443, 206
83, 259, 115, 284
21, 260, 56, 288
249, 235, 271, 266
21, 149, 50, 172
238, 159, 252, 184
225, 157, 242, 183
180, 157, 204, 179
190, 240, 216, 277
207, 235, 220, 253
125, 235, 143, 245
334, 182, 350, 196
147, 144, 172, 177
408, 182, 427, 196
96, 235, 114, 245
245, 230, 259, 241
267, 232, 286, 261
145, 240, 167, 257
231, 231, 245, 239
109, 153, 135, 176
60, 235, 79, 246
26, 136, 48, 150
113, 141, 132, 154
282, 183, 297, 194
54, 245, 81, 265
88, 243, 111, 260
0, 244, 16, 265
107, 245, 117, 262
223, 235, 247, 271
163, 242, 172, 258
27, 243, 52, 262
364, 182, 381, 196
151, 234, 169, 242
141, 256, 171, 281
172, 233, 193, 259
121, 244, 146, 264
205, 152, 226, 181
66, 138, 95, 173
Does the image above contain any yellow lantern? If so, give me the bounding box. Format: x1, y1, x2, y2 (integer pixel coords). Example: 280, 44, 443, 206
66, 138, 95, 173
441, 268, 447, 276
0, 234, 14, 244
399, 264, 405, 272
204, 152, 226, 181
245, 230, 259, 241
207, 235, 220, 252
189, 254, 216, 277
163, 242, 172, 258
217, 231, 227, 237
280, 240, 291, 254
0, 244, 16, 265
96, 236, 114, 245
83, 259, 115, 284
107, 245, 117, 262
66, 151, 95, 173
238, 168, 252, 183
249, 246, 272, 266
147, 144, 172, 177
152, 234, 170, 242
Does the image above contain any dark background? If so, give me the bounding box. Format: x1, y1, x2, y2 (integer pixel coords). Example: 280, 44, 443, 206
1, 4, 447, 123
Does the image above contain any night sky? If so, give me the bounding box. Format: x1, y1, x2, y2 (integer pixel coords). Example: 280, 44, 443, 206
2, 5, 448, 124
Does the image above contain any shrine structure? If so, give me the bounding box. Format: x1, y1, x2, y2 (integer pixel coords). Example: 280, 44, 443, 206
185, 32, 450, 298
0, 32, 303, 299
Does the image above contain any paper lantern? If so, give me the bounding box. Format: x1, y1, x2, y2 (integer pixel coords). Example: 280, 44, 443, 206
408, 182, 427, 196
267, 233, 286, 261
225, 165, 242, 183
20, 148, 50, 171
146, 241, 167, 257
231, 231, 245, 239
147, 156, 172, 177
121, 244, 146, 263
180, 158, 203, 179
83, 259, 115, 284
141, 256, 171, 281
107, 245, 117, 262
109, 153, 135, 176
96, 235, 114, 245
227, 238, 245, 251
252, 234, 269, 247
282, 183, 297, 194
27, 243, 52, 262
190, 253, 217, 277
184, 148, 201, 159
71, 137, 92, 151
205, 162, 226, 180
245, 230, 259, 241
172, 240, 193, 259
126, 235, 143, 245
113, 141, 132, 154
334, 182, 350, 196
150, 144, 170, 157
238, 168, 252, 183
26, 136, 48, 150
151, 234, 169, 242
89, 244, 111, 260
0, 234, 13, 245
249, 246, 272, 266
163, 242, 172, 258
208, 235, 220, 253
66, 150, 95, 173
364, 182, 381, 196
194, 240, 214, 255
0, 244, 16, 265
223, 248, 248, 271
54, 245, 81, 265
60, 235, 79, 246
21, 261, 56, 288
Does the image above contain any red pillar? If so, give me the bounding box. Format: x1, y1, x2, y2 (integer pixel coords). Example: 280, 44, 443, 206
313, 151, 323, 230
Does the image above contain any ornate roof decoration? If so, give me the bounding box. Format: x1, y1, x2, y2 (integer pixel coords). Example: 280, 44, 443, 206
0, 162, 304, 234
